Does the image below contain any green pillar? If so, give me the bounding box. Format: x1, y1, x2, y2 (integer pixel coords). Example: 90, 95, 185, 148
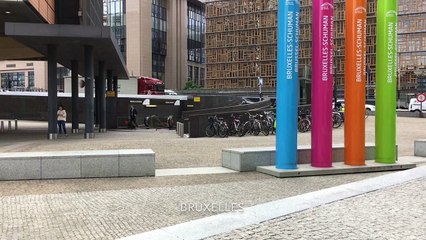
376, 0, 397, 163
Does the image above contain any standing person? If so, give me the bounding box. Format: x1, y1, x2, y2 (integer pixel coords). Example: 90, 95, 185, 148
129, 105, 138, 129
57, 105, 67, 135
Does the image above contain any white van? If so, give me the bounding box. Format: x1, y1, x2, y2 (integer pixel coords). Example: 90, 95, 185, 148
408, 98, 426, 112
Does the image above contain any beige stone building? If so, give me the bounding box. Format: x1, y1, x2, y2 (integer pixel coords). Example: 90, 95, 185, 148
123, 0, 206, 90
0, 61, 48, 91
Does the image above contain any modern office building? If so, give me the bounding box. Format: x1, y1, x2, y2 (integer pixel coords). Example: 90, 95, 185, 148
0, 0, 127, 138
205, 0, 426, 103
103, 0, 206, 90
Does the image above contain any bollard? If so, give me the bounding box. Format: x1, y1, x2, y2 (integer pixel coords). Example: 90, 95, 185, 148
15, 119, 18, 131
1, 121, 3, 132
8, 120, 11, 131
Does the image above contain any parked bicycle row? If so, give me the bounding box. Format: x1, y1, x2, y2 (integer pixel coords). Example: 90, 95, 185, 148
205, 111, 276, 138
205, 107, 362, 137
297, 108, 345, 133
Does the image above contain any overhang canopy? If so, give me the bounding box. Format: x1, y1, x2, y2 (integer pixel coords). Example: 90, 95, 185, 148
4, 22, 128, 79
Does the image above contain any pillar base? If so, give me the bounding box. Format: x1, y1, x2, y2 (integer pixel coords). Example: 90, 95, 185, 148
72, 129, 79, 134
84, 133, 95, 139
48, 133, 58, 140
99, 128, 107, 133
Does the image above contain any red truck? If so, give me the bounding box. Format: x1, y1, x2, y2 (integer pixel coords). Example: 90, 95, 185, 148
137, 76, 165, 95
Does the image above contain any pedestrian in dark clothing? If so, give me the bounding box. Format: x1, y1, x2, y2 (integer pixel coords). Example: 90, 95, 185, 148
129, 105, 138, 129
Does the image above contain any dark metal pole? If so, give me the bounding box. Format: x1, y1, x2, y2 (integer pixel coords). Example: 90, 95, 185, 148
71, 60, 79, 133
47, 44, 58, 140
84, 45, 95, 139
99, 61, 106, 132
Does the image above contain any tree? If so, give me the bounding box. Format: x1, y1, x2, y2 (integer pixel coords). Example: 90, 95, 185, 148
184, 80, 201, 90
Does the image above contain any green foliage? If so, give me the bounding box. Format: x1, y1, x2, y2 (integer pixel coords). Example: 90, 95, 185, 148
184, 80, 201, 90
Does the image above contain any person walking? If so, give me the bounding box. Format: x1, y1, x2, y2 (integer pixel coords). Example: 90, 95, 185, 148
129, 105, 138, 129
57, 105, 67, 135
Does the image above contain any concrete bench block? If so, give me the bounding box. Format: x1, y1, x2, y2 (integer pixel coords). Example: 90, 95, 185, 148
0, 157, 41, 180
81, 155, 119, 178
0, 149, 155, 180
41, 156, 81, 179
223, 147, 274, 172
414, 139, 426, 157
119, 149, 155, 177
223, 144, 398, 172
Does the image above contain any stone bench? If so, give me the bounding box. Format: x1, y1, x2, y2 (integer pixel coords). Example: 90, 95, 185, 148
222, 144, 398, 172
0, 149, 155, 180
414, 139, 426, 157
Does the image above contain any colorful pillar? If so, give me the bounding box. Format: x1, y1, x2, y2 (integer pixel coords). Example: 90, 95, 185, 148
276, 0, 300, 169
376, 0, 397, 163
311, 0, 334, 167
344, 0, 367, 166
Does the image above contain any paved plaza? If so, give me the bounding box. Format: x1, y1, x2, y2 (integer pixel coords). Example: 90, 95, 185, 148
0, 116, 425, 239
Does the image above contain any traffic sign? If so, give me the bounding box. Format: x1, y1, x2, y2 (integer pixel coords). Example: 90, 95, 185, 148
416, 93, 426, 103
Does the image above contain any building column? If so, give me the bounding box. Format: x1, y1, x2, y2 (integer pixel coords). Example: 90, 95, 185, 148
99, 61, 106, 132
47, 44, 58, 140
71, 60, 79, 133
95, 75, 100, 127
84, 45, 95, 139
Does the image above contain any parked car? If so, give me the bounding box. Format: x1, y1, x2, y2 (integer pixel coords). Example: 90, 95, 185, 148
333, 99, 376, 112
408, 98, 426, 112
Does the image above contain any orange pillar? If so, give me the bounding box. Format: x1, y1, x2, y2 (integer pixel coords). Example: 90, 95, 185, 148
344, 0, 367, 165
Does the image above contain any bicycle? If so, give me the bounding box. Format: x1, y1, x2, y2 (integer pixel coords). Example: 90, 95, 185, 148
237, 112, 261, 137
228, 114, 241, 136
205, 115, 229, 138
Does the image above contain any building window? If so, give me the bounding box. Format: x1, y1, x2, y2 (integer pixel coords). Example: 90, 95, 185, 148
28, 71, 35, 89
188, 66, 193, 81
103, 0, 126, 60
26, 63, 34, 67
194, 66, 199, 84
1, 72, 25, 91
200, 67, 205, 87
152, 0, 167, 80
57, 67, 70, 93
187, 2, 205, 64
6, 64, 16, 68
152, 54, 166, 80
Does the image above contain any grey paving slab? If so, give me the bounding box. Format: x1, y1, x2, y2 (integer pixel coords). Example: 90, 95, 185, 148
120, 166, 426, 240
156, 167, 236, 177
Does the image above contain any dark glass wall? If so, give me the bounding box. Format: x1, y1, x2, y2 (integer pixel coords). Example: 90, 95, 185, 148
187, 2, 205, 64
103, 0, 126, 60
152, 0, 167, 80
187, 1, 205, 87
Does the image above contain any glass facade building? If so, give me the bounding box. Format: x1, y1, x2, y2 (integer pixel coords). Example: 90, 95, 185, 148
152, 0, 167, 80
187, 1, 206, 87
103, 0, 127, 59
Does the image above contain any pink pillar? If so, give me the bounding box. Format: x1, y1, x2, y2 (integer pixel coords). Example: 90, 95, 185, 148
311, 0, 334, 167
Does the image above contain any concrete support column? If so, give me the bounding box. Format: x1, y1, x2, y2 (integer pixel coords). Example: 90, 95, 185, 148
107, 70, 113, 92
84, 45, 95, 139
99, 61, 106, 132
71, 60, 79, 133
47, 44, 58, 140
95, 75, 100, 126
113, 76, 118, 97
